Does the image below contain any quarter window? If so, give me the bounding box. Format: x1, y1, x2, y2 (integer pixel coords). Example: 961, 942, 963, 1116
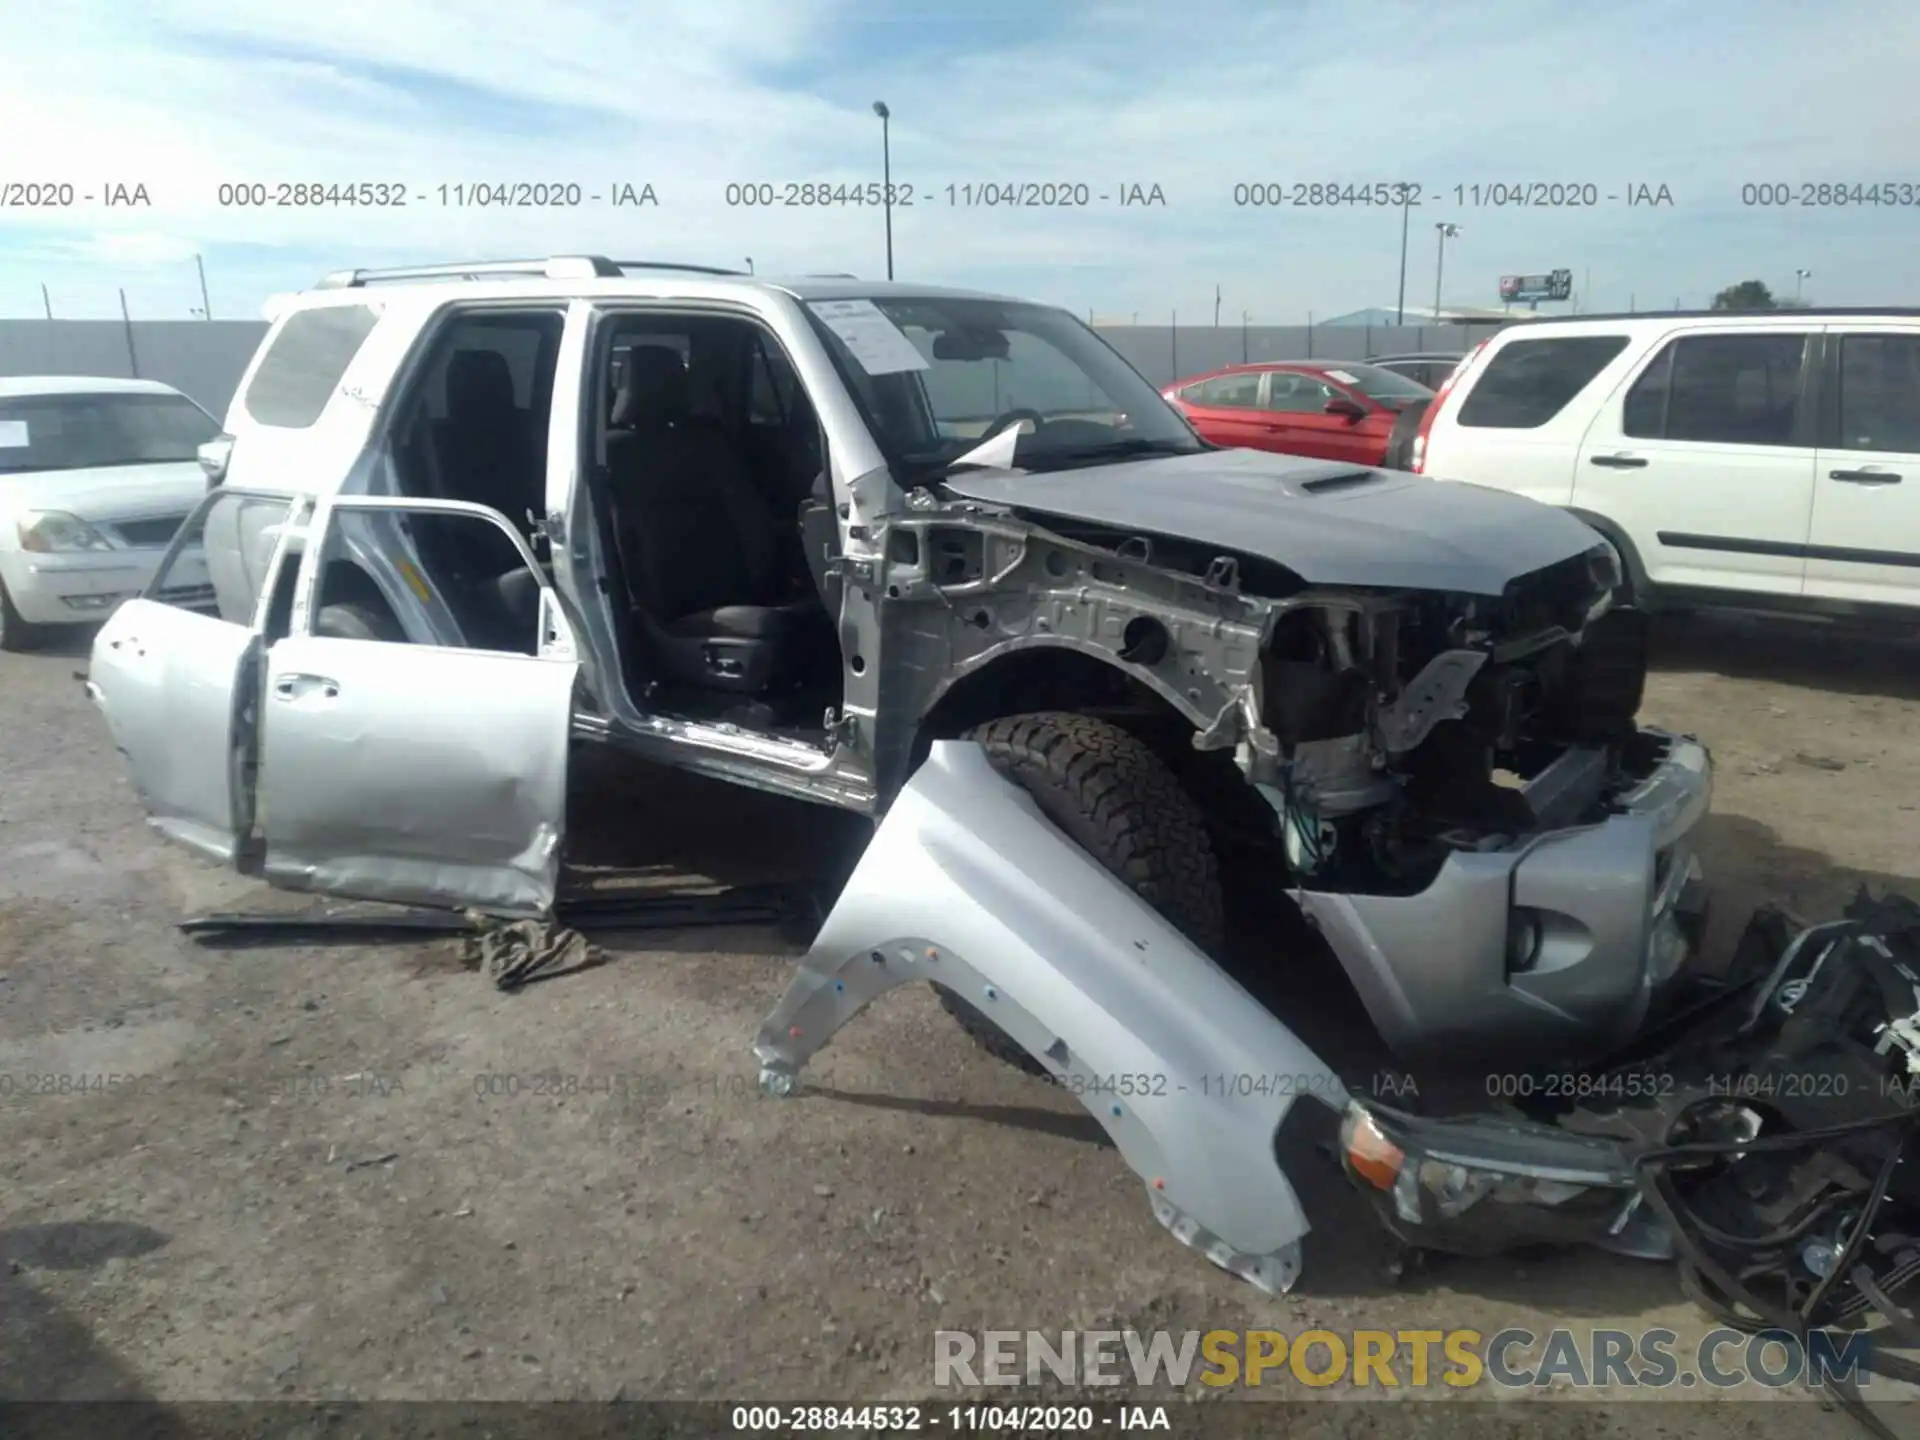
243, 304, 382, 428
1455, 335, 1630, 429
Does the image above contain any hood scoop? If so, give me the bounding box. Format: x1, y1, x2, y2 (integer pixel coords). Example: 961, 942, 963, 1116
1299, 470, 1382, 495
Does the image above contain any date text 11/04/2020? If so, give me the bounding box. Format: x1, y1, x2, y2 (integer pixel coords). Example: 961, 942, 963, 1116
722, 182, 1166, 208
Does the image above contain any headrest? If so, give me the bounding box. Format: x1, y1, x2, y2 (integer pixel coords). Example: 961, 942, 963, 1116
446, 349, 516, 416
611, 344, 690, 429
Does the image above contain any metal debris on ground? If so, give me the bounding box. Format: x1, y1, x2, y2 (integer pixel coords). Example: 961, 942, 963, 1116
460, 912, 598, 991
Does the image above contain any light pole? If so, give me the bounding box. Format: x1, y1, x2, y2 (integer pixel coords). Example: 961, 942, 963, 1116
872, 100, 894, 280
1795, 267, 1812, 301
1395, 191, 1412, 324
744, 256, 754, 274
194, 252, 211, 319
1433, 223, 1460, 322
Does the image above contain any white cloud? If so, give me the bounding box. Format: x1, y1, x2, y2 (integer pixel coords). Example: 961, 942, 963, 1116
2, 0, 1916, 318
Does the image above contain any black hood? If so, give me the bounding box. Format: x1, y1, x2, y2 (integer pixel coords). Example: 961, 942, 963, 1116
941, 448, 1604, 596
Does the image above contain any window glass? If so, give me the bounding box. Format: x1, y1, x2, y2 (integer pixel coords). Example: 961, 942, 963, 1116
1837, 334, 1920, 453
748, 335, 798, 424
1195, 373, 1263, 408
1328, 363, 1432, 403
243, 304, 381, 428
397, 311, 564, 525
0, 391, 219, 474
1621, 345, 1673, 438
150, 491, 295, 625
1662, 334, 1804, 446
309, 506, 542, 656
1265, 373, 1339, 414
1456, 335, 1630, 428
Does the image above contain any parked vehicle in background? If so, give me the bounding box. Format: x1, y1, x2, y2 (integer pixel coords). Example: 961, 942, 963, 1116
1162, 361, 1434, 465
0, 377, 219, 650
1364, 352, 1464, 390
1410, 309, 1920, 620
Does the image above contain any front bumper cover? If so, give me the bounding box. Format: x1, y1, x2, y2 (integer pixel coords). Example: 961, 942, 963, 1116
1294, 727, 1713, 1065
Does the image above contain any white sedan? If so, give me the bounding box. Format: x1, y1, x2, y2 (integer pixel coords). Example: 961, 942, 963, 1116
0, 376, 220, 650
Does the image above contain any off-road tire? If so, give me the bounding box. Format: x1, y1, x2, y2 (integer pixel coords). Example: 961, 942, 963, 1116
0, 578, 49, 653
933, 711, 1225, 1075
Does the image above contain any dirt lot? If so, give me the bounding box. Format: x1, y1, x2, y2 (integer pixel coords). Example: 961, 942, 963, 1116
3, 613, 1919, 1435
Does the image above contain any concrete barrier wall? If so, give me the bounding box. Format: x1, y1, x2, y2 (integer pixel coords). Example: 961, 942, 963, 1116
0, 320, 1499, 424
0, 321, 269, 417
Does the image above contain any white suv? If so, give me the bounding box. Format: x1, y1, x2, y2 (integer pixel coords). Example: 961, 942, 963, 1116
1411, 310, 1920, 619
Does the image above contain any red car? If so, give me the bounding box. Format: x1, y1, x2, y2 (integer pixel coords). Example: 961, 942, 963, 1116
1163, 361, 1434, 466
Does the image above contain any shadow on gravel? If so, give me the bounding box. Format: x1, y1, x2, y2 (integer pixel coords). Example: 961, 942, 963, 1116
1650, 611, 1920, 701
0, 1219, 187, 1430
799, 1083, 1114, 1146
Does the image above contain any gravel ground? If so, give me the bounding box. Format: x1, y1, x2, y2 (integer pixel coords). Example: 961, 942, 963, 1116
3, 614, 1919, 1436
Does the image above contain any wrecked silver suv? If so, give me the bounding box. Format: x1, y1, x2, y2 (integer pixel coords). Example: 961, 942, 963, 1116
86, 257, 1711, 1295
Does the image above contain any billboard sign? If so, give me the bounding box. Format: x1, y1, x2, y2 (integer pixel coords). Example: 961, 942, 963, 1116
1499, 269, 1573, 303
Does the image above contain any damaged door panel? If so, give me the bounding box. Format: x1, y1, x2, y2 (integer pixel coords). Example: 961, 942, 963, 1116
257, 497, 576, 915
754, 740, 1349, 1295
86, 488, 304, 863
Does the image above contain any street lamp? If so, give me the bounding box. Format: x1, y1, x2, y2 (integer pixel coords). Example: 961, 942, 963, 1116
1395, 191, 1412, 325
872, 100, 894, 280
744, 256, 754, 274
1795, 267, 1812, 301
1433, 223, 1460, 321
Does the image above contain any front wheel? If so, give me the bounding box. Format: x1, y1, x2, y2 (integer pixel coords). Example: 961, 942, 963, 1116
0, 578, 51, 652
933, 711, 1225, 1075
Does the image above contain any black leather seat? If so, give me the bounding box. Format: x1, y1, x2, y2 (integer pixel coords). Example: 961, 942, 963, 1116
432, 350, 542, 528
605, 346, 833, 695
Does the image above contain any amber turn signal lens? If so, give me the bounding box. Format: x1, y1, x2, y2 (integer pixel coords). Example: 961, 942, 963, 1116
1343, 1107, 1406, 1191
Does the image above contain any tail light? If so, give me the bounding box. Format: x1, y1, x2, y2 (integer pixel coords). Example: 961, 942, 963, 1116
1409, 341, 1486, 474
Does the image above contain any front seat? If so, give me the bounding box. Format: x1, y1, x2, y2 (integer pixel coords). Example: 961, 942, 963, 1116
607, 346, 833, 695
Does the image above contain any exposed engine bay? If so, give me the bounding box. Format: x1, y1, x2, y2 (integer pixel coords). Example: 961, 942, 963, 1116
906, 469, 1705, 1065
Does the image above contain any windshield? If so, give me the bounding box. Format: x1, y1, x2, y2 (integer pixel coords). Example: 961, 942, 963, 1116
0, 392, 219, 474
1325, 363, 1435, 404
803, 296, 1204, 479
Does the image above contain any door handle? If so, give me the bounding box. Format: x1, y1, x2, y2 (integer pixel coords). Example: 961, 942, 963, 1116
273, 674, 341, 700
1830, 468, 1902, 485
1589, 454, 1649, 469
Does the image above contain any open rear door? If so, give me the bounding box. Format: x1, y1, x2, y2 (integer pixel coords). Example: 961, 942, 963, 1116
86, 488, 303, 863
256, 497, 578, 915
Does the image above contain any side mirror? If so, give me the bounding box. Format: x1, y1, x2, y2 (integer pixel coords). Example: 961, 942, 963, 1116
198, 434, 234, 488
1324, 398, 1367, 422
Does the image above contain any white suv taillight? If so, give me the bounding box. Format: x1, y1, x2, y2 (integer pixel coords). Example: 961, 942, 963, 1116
1410, 341, 1487, 474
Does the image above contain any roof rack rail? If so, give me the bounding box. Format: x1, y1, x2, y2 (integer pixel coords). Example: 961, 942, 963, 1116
606, 260, 748, 276
311, 255, 748, 289
314, 256, 627, 289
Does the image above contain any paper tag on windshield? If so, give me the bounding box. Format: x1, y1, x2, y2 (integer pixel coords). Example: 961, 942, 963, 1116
0, 421, 28, 448
808, 299, 929, 375
1325, 369, 1359, 385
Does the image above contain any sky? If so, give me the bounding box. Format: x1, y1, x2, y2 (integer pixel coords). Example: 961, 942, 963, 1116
1, 0, 1915, 323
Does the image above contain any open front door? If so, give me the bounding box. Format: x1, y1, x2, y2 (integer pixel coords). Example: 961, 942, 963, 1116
257, 497, 578, 915
87, 488, 303, 863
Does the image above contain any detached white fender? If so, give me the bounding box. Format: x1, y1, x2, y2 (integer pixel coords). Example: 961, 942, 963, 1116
754, 740, 1348, 1295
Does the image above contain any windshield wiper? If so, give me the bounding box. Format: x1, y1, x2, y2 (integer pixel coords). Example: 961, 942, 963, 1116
1019, 437, 1200, 471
